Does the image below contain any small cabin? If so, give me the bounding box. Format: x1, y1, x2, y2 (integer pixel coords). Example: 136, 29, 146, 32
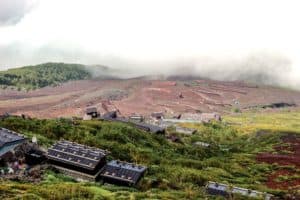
0, 128, 26, 158
86, 107, 98, 118
151, 112, 164, 120
100, 160, 147, 186
206, 181, 273, 200
25, 146, 47, 165
47, 140, 109, 181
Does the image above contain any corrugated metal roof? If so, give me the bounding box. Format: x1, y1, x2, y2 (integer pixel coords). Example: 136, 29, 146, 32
0, 127, 26, 148
207, 182, 228, 191
207, 181, 273, 200
86, 107, 97, 114
47, 140, 108, 170
100, 160, 147, 184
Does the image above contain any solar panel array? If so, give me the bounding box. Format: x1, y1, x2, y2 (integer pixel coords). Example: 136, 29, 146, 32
100, 160, 147, 184
47, 140, 108, 170
0, 127, 26, 147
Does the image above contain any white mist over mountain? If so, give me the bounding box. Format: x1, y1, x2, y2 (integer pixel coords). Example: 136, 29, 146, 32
0, 0, 300, 89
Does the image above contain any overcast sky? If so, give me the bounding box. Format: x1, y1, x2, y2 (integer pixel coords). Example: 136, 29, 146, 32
0, 0, 300, 88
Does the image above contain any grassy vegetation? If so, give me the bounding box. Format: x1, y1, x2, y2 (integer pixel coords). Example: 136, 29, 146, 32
0, 111, 299, 199
223, 109, 300, 134
0, 62, 91, 90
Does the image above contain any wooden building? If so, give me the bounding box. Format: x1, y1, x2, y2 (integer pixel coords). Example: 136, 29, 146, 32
47, 140, 109, 181
0, 128, 26, 158
86, 107, 99, 118
100, 160, 147, 186
151, 112, 164, 120
25, 146, 47, 165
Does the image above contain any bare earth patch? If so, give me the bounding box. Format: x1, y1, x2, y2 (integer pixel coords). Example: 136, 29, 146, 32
1, 79, 300, 118
257, 134, 300, 190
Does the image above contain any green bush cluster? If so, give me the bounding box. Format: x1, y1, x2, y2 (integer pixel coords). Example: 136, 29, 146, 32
0, 62, 91, 90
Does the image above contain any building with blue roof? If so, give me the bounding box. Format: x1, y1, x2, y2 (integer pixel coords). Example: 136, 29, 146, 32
0, 127, 26, 158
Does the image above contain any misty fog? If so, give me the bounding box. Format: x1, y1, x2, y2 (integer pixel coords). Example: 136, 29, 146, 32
0, 0, 299, 90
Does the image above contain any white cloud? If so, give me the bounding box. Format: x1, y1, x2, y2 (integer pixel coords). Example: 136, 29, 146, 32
0, 0, 37, 26
0, 0, 300, 88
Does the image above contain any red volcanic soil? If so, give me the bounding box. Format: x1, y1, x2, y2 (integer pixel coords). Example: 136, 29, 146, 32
257, 134, 300, 190
265, 169, 300, 190
0, 78, 300, 118
257, 134, 300, 167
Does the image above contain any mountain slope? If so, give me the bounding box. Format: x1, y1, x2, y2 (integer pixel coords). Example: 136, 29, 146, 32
0, 62, 91, 90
